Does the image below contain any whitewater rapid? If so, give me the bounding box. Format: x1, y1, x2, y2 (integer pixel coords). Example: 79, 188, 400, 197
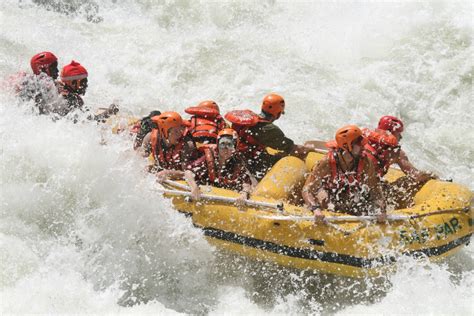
1, 0, 473, 314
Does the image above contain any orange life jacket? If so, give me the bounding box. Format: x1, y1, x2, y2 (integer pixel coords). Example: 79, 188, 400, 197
362, 128, 398, 147
188, 116, 227, 141
362, 128, 399, 176
224, 110, 270, 155
185, 106, 226, 142
150, 129, 187, 171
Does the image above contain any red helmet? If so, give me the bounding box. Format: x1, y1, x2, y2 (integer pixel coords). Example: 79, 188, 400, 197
335, 125, 363, 152
30, 52, 58, 77
61, 61, 88, 92
378, 116, 404, 134
61, 61, 88, 82
261, 93, 285, 119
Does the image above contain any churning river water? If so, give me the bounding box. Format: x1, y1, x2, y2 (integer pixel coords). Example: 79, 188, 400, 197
0, 0, 473, 314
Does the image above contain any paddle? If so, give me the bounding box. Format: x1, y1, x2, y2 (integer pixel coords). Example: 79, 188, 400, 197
304, 140, 329, 153
158, 180, 283, 212
159, 178, 467, 223
93, 104, 120, 121
163, 180, 191, 191
256, 206, 471, 223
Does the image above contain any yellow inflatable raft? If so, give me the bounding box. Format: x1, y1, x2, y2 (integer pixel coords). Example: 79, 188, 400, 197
162, 153, 473, 278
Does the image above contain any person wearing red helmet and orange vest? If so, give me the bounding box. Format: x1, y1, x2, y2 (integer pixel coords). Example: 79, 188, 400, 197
225, 93, 315, 179
144, 111, 199, 172
363, 116, 405, 177
13, 52, 60, 113
156, 128, 256, 203
184, 100, 228, 144
364, 115, 437, 208
302, 125, 386, 222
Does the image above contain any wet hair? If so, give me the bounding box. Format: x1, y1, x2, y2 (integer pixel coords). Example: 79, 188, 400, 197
148, 110, 161, 117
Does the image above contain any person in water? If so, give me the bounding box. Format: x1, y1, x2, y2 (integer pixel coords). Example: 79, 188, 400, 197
30, 51, 59, 80
56, 60, 89, 116
225, 93, 315, 179
138, 114, 161, 157
132, 110, 162, 150
143, 111, 199, 172
157, 128, 256, 203
15, 52, 60, 114
184, 100, 228, 144
302, 125, 386, 222
54, 60, 119, 121
363, 115, 437, 209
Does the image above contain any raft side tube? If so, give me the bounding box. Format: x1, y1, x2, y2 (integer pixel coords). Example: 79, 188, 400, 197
252, 156, 307, 200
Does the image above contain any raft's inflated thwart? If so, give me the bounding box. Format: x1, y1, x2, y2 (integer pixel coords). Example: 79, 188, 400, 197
164, 154, 473, 278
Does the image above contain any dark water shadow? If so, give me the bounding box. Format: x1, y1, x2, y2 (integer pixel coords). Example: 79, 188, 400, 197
209, 248, 393, 315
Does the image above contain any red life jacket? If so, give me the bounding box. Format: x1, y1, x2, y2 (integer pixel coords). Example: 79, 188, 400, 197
224, 110, 270, 155
362, 128, 399, 176
150, 129, 186, 170
326, 149, 366, 193
188, 116, 227, 141
199, 145, 246, 189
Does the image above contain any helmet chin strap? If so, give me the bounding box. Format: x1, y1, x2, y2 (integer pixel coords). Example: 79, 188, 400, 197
339, 146, 356, 171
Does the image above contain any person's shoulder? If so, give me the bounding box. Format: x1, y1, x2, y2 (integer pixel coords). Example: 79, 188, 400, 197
257, 120, 274, 127
18, 72, 33, 82
396, 148, 408, 159
142, 131, 152, 141
362, 154, 377, 172
57, 82, 70, 97
258, 121, 284, 134
363, 154, 373, 165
